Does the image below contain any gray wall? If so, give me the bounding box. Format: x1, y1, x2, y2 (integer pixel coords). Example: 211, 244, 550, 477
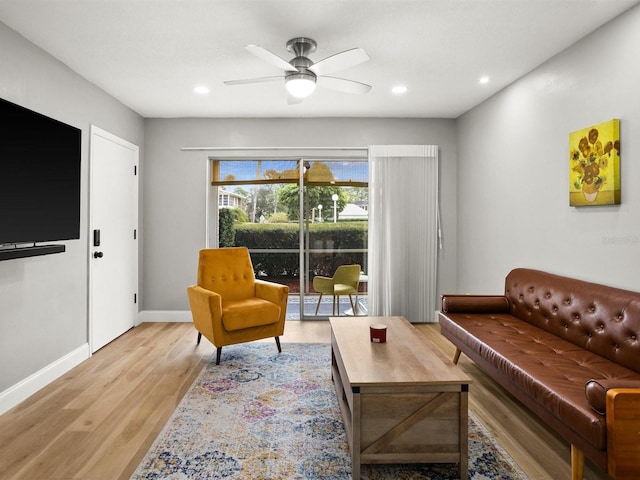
456, 5, 640, 293
142, 118, 458, 311
0, 22, 144, 392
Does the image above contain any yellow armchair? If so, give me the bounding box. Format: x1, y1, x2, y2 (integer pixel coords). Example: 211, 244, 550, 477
187, 247, 288, 364
313, 264, 361, 316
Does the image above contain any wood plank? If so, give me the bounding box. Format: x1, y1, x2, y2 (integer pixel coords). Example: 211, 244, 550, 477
361, 392, 450, 454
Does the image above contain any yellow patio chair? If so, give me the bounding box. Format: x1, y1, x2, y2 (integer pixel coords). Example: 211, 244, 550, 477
313, 264, 361, 316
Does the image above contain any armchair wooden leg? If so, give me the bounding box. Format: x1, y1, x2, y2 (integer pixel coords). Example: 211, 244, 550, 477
314, 293, 323, 315
275, 337, 282, 353
197, 332, 202, 345
215, 347, 222, 365
333, 295, 338, 316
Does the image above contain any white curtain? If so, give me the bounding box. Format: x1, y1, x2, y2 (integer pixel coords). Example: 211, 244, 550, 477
368, 145, 439, 322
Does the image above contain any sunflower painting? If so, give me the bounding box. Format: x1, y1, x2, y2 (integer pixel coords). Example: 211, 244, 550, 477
569, 119, 620, 206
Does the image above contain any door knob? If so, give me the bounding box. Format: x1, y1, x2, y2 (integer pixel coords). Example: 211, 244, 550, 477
93, 251, 104, 259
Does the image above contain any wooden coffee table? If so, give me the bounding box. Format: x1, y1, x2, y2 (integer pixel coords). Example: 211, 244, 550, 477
329, 316, 471, 479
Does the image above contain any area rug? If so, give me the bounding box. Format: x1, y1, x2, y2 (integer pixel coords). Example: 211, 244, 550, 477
131, 343, 528, 480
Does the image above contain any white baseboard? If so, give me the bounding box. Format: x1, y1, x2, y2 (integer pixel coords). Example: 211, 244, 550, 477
138, 310, 192, 323
0, 343, 90, 416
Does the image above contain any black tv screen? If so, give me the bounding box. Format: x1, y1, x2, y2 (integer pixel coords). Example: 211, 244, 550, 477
0, 97, 81, 245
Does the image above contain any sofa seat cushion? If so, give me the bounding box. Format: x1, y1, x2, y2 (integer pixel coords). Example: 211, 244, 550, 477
222, 298, 281, 331
440, 312, 640, 450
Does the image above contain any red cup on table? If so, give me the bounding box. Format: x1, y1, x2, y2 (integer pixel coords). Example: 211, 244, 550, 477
370, 324, 387, 343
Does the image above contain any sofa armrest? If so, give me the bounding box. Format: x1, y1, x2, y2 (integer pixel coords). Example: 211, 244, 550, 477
440, 294, 509, 314
585, 379, 640, 415
606, 388, 640, 479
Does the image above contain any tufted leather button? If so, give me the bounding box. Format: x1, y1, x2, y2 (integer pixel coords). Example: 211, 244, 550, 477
588, 306, 596, 312
618, 314, 624, 320
587, 333, 592, 338
552, 306, 558, 313
613, 343, 619, 349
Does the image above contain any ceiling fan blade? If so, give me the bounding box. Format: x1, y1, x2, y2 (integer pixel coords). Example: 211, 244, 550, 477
224, 76, 284, 86
317, 76, 372, 94
287, 93, 304, 105
246, 45, 297, 72
309, 48, 369, 76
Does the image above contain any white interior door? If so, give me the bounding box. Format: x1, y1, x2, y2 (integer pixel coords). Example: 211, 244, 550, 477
89, 126, 138, 353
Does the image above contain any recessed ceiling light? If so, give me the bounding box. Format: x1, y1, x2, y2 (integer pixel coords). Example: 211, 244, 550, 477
392, 85, 408, 95
193, 85, 210, 95
479, 76, 490, 85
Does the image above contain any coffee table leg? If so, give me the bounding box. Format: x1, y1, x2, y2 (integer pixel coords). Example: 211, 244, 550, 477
459, 386, 469, 479
352, 388, 361, 479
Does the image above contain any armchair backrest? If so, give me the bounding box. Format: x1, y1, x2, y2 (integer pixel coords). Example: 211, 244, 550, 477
333, 264, 361, 289
197, 247, 256, 300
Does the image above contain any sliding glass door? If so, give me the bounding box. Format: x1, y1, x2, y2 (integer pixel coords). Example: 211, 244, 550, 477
212, 156, 368, 320
300, 160, 368, 318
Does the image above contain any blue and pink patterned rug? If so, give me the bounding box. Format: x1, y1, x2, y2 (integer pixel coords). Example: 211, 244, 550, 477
131, 343, 528, 479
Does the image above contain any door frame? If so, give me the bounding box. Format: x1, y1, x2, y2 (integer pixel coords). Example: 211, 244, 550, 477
88, 125, 139, 353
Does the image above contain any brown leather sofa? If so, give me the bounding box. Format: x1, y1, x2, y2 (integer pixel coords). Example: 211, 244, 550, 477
438, 268, 640, 480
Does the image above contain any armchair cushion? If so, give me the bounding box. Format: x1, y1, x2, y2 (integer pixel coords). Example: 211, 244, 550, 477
222, 298, 281, 331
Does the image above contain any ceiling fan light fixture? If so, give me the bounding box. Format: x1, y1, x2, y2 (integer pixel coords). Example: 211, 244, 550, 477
286, 74, 317, 98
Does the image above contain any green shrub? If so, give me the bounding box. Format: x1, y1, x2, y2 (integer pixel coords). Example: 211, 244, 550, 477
234, 222, 367, 277
218, 208, 236, 247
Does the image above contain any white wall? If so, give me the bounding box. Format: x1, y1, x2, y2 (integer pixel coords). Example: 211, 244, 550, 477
0, 22, 144, 400
142, 117, 458, 312
456, 5, 640, 293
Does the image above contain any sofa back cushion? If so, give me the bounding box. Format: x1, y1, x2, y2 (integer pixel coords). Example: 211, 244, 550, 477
505, 268, 640, 373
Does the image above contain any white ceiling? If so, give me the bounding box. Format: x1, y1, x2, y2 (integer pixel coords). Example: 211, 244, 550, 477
1, 0, 637, 118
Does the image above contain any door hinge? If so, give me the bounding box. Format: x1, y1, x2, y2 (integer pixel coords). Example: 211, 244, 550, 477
134, 293, 137, 304
134, 165, 137, 175
133, 229, 137, 240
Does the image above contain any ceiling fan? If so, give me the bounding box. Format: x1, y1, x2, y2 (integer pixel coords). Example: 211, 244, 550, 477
224, 37, 371, 104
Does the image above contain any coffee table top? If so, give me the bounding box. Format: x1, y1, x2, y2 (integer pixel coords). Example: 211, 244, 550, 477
330, 316, 471, 387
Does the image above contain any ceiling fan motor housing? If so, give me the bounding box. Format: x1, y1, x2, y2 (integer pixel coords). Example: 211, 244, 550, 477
285, 54, 317, 83
286, 37, 317, 57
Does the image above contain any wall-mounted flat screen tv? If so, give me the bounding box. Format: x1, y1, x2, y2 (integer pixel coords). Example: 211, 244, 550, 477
0, 97, 81, 245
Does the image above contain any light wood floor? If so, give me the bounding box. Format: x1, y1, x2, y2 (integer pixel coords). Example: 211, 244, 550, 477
0, 321, 611, 480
